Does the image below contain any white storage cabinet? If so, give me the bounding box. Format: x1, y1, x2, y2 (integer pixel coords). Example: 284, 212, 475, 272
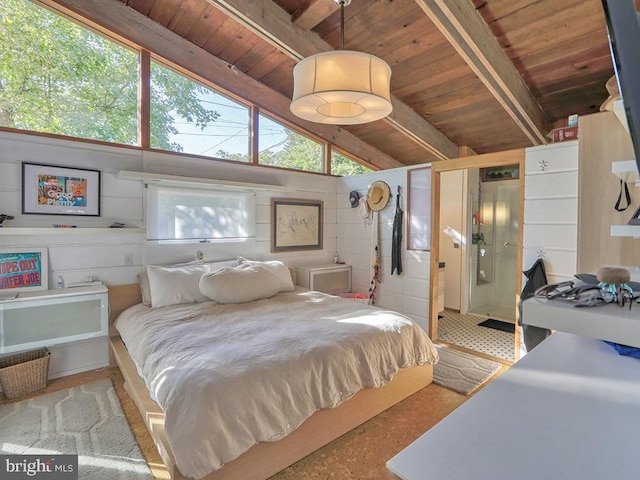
0, 285, 109, 379
296, 264, 352, 294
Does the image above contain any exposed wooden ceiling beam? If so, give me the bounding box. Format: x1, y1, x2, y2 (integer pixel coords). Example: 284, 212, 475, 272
40, 0, 403, 170
292, 0, 338, 30
414, 0, 550, 145
205, 0, 460, 161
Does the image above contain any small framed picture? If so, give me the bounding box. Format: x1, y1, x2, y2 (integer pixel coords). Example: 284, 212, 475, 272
628, 205, 640, 225
0, 248, 48, 293
22, 162, 101, 216
271, 198, 323, 252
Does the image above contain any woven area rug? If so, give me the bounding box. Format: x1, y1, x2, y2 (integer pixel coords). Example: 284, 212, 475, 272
433, 345, 502, 395
0, 379, 152, 479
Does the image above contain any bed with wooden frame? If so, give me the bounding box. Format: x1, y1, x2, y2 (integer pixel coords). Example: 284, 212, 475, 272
108, 283, 434, 480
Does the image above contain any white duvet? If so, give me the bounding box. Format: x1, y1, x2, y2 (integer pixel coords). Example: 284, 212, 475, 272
115, 288, 437, 479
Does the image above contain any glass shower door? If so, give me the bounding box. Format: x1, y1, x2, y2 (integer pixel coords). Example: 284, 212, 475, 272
469, 180, 519, 321
490, 183, 518, 320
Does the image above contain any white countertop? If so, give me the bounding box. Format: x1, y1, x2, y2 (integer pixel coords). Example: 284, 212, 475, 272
523, 297, 640, 347
0, 284, 107, 304
387, 332, 640, 479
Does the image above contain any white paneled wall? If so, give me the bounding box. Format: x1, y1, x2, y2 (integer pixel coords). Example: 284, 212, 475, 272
1, 129, 588, 341
139, 150, 338, 268
0, 132, 145, 287
0, 131, 434, 334
0, 131, 338, 289
339, 169, 432, 333
523, 141, 579, 283
0, 132, 143, 229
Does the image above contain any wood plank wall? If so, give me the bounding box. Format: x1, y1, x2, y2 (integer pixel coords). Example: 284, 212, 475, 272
577, 112, 640, 272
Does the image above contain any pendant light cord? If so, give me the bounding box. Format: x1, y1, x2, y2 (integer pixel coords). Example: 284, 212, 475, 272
339, 0, 345, 50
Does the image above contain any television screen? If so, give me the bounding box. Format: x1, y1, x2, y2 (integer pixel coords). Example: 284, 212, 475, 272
601, 0, 640, 174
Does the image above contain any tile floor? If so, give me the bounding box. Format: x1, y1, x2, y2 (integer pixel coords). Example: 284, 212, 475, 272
437, 309, 515, 362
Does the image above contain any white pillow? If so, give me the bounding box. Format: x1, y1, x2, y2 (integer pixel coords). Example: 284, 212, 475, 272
199, 264, 282, 304
237, 257, 295, 292
139, 260, 205, 306
147, 264, 210, 307
206, 259, 239, 272
137, 271, 153, 307
138, 260, 236, 306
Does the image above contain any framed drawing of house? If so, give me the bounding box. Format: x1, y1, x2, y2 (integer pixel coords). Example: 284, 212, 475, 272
271, 198, 323, 252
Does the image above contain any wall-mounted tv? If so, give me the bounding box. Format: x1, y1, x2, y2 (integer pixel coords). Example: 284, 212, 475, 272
601, 0, 640, 175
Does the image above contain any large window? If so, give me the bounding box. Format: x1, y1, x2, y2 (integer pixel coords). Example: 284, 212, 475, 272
331, 150, 373, 176
407, 167, 432, 250
0, 0, 138, 143
258, 114, 324, 173
146, 185, 254, 243
0, 0, 374, 175
150, 61, 250, 160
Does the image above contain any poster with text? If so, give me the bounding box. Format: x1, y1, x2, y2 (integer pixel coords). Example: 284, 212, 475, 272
0, 249, 48, 293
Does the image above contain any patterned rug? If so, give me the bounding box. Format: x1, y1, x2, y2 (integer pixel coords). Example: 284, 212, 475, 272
433, 345, 502, 395
0, 379, 152, 479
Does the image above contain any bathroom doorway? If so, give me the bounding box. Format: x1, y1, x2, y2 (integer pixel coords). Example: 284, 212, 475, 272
429, 150, 524, 362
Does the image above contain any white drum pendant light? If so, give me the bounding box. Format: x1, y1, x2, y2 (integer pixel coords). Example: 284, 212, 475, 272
290, 0, 393, 125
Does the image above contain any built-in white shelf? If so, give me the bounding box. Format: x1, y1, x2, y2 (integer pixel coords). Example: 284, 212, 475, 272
523, 297, 640, 348
612, 159, 639, 185
614, 99, 631, 135
0, 227, 145, 235
118, 170, 293, 191
611, 225, 640, 238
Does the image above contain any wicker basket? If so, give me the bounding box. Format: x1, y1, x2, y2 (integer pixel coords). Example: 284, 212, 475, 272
0, 348, 50, 399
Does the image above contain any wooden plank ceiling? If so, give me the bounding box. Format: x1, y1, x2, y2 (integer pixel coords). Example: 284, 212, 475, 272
105, 0, 612, 168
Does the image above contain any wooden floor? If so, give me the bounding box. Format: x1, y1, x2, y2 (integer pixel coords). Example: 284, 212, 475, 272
1, 366, 497, 479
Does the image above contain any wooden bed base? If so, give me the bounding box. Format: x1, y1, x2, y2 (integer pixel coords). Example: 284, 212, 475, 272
108, 284, 433, 480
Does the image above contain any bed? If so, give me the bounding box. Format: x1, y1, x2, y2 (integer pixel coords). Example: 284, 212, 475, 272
107, 261, 437, 480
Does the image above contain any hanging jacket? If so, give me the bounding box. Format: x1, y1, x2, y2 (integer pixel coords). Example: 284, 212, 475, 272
519, 258, 551, 351
391, 191, 403, 275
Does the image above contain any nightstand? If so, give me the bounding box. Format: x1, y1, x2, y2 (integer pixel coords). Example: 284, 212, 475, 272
296, 264, 352, 294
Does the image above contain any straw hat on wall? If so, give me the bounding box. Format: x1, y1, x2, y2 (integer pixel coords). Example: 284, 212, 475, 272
366, 181, 391, 211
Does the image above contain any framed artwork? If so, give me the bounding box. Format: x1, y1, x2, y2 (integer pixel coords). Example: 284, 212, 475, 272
0, 248, 48, 293
271, 198, 323, 252
22, 162, 101, 216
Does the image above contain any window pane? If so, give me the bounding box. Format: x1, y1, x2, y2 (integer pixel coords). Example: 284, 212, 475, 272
331, 150, 373, 176
147, 185, 254, 242
150, 62, 250, 161
0, 0, 138, 143
408, 167, 431, 250
258, 114, 324, 173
